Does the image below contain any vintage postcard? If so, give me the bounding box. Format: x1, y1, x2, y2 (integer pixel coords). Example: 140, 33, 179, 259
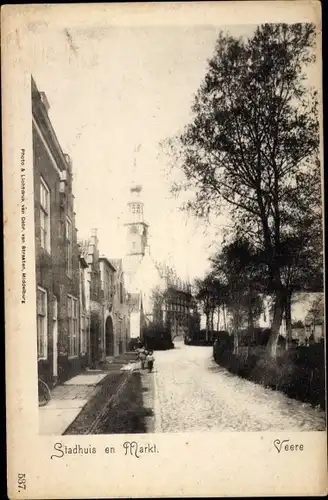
2, 1, 327, 498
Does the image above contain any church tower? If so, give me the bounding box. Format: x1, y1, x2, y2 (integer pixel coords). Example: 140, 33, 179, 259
125, 184, 149, 259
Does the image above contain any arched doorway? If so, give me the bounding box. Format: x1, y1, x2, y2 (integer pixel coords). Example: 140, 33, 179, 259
105, 316, 114, 356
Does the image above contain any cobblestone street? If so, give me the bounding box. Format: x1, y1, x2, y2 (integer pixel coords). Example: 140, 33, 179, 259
153, 341, 326, 432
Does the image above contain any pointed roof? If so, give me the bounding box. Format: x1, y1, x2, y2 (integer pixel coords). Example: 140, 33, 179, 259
109, 258, 124, 276
99, 255, 116, 271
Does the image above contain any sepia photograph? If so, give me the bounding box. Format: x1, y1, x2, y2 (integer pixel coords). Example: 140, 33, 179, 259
3, 2, 326, 498
31, 17, 325, 437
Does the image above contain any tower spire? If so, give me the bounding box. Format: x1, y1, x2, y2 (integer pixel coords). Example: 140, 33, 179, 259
132, 143, 142, 187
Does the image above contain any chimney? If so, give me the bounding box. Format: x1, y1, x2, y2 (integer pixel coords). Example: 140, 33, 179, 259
90, 228, 98, 249
64, 154, 73, 173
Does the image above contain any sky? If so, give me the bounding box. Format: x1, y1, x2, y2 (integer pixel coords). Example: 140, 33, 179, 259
27, 23, 263, 281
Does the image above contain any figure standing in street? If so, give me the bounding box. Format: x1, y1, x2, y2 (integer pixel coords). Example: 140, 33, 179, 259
139, 346, 146, 369
146, 350, 155, 373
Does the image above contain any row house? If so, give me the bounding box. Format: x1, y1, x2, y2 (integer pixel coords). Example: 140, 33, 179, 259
109, 259, 131, 355
76, 249, 131, 363
32, 77, 86, 387
33, 76, 132, 383
78, 230, 104, 368
99, 256, 116, 357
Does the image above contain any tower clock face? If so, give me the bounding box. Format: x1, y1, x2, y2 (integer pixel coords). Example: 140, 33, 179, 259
130, 226, 138, 234
137, 224, 144, 235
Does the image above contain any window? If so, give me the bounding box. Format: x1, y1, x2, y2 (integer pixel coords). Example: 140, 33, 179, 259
131, 204, 136, 214
40, 178, 50, 252
66, 217, 73, 277
120, 282, 123, 304
136, 204, 140, 213
37, 287, 48, 359
68, 295, 79, 356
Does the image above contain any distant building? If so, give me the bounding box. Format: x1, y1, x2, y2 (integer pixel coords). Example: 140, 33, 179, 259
99, 256, 116, 357
110, 259, 130, 354
304, 294, 324, 342
78, 245, 89, 361
127, 291, 145, 340
32, 77, 84, 386
123, 184, 164, 333
79, 230, 104, 367
255, 292, 324, 343
159, 272, 198, 340
122, 182, 197, 341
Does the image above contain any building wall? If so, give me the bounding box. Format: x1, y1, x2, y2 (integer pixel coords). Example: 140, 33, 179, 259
78, 256, 90, 363
82, 232, 104, 365
130, 311, 141, 339
99, 258, 116, 357
33, 79, 85, 386
33, 125, 61, 386
111, 262, 130, 354
162, 287, 195, 339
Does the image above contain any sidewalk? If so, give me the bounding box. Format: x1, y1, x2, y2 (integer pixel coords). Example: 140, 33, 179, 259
39, 353, 139, 435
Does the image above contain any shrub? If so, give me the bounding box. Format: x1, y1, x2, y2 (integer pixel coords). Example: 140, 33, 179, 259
233, 327, 272, 348
128, 338, 141, 351
213, 331, 233, 361
213, 337, 325, 409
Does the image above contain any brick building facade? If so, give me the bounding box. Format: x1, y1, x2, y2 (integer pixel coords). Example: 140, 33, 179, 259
99, 256, 116, 357
32, 77, 86, 386
79, 231, 104, 367
110, 259, 131, 355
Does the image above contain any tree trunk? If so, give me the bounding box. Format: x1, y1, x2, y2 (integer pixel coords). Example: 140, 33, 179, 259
285, 290, 293, 349
232, 306, 240, 355
210, 309, 214, 331
233, 330, 239, 355
248, 305, 254, 330
216, 306, 220, 331
267, 289, 285, 358
205, 312, 209, 342
209, 308, 215, 343
223, 304, 227, 331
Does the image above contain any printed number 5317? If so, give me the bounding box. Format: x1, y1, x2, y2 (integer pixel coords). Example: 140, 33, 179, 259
18, 473, 26, 490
